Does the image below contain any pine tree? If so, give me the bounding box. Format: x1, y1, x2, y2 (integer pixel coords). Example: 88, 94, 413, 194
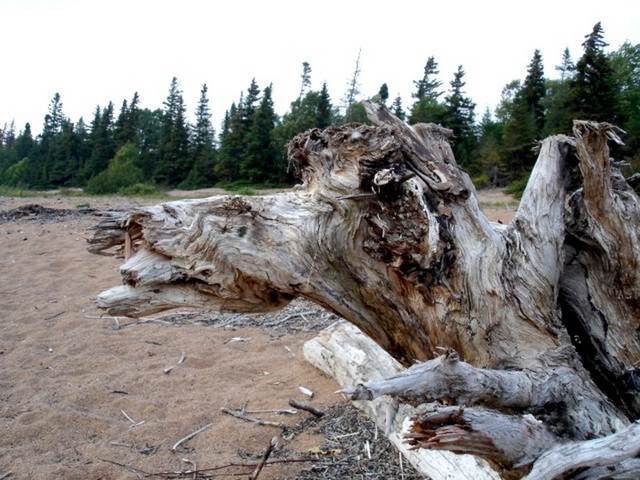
544, 49, 577, 134
182, 84, 218, 188
342, 49, 362, 122
137, 108, 163, 178
378, 83, 389, 105
569, 22, 619, 122
475, 109, 506, 187
14, 123, 35, 162
156, 77, 191, 185
242, 84, 278, 183
299, 62, 312, 99
555, 47, 575, 82
442, 66, 476, 166
392, 95, 406, 121
115, 92, 140, 148
217, 102, 243, 182
37, 93, 67, 187
522, 49, 546, 133
609, 41, 640, 169
83, 103, 116, 181
409, 57, 445, 124
316, 82, 334, 128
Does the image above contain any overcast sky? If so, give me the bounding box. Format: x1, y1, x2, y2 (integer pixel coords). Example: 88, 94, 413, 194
1, 0, 639, 135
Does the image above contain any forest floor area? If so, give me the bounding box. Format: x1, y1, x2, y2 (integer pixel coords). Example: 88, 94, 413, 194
0, 188, 516, 479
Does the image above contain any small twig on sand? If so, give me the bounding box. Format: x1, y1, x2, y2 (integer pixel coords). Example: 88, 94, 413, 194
245, 408, 298, 415
101, 459, 148, 478
249, 436, 278, 480
164, 351, 187, 374
181, 458, 197, 479
121, 410, 145, 429
221, 408, 285, 429
0, 472, 13, 480
171, 423, 213, 452
288, 399, 325, 417
43, 311, 66, 321
109, 441, 133, 448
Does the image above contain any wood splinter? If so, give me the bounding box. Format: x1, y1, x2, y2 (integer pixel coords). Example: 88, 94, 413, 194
220, 407, 285, 429
171, 423, 213, 452
288, 399, 325, 417
249, 436, 279, 480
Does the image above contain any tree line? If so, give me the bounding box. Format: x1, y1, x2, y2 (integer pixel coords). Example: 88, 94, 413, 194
0, 22, 638, 194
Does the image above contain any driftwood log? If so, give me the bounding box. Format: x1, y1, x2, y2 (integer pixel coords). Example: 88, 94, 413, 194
89, 101, 640, 479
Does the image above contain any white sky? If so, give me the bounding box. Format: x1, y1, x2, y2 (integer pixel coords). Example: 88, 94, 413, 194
1, 0, 639, 135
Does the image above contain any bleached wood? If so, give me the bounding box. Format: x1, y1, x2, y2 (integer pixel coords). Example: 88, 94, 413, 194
303, 322, 502, 480
88, 104, 640, 477
523, 421, 640, 480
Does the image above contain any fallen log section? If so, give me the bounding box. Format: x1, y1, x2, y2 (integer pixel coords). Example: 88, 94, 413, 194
89, 101, 640, 479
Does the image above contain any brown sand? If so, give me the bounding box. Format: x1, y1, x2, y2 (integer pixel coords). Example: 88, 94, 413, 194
0, 189, 515, 479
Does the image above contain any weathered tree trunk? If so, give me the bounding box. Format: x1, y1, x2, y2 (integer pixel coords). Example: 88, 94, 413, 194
89, 102, 640, 478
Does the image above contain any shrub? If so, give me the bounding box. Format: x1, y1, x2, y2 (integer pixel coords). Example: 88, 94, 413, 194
503, 174, 530, 198
117, 183, 162, 197
84, 144, 144, 195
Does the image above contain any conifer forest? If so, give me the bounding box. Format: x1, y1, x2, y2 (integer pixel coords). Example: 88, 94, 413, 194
1, 23, 638, 194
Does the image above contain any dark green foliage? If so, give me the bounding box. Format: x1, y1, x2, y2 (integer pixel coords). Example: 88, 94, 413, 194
442, 66, 476, 167
217, 103, 244, 182
391, 95, 406, 121
475, 109, 506, 186
115, 92, 140, 149
609, 42, 640, 171
499, 51, 547, 179
82, 103, 116, 182
342, 50, 362, 119
137, 108, 163, 178
569, 22, 619, 123
409, 57, 446, 125
522, 49, 546, 133
181, 84, 218, 189
84, 143, 145, 194
556, 47, 575, 82
2, 25, 639, 193
155, 77, 191, 185
241, 84, 279, 182
378, 83, 389, 105
343, 102, 368, 124
299, 62, 312, 98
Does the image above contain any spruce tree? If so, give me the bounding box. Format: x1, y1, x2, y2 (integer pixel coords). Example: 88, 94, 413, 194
14, 123, 35, 163
409, 57, 445, 124
83, 103, 116, 181
243, 84, 278, 183
392, 95, 406, 121
316, 82, 334, 128
569, 22, 618, 122
37, 93, 67, 187
342, 49, 362, 122
156, 77, 191, 185
182, 84, 218, 188
217, 102, 243, 182
442, 66, 476, 166
522, 49, 546, 133
115, 92, 140, 148
299, 62, 312, 99
555, 47, 575, 81
609, 41, 640, 169
475, 109, 506, 186
137, 108, 163, 178
544, 49, 576, 135
378, 83, 389, 105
